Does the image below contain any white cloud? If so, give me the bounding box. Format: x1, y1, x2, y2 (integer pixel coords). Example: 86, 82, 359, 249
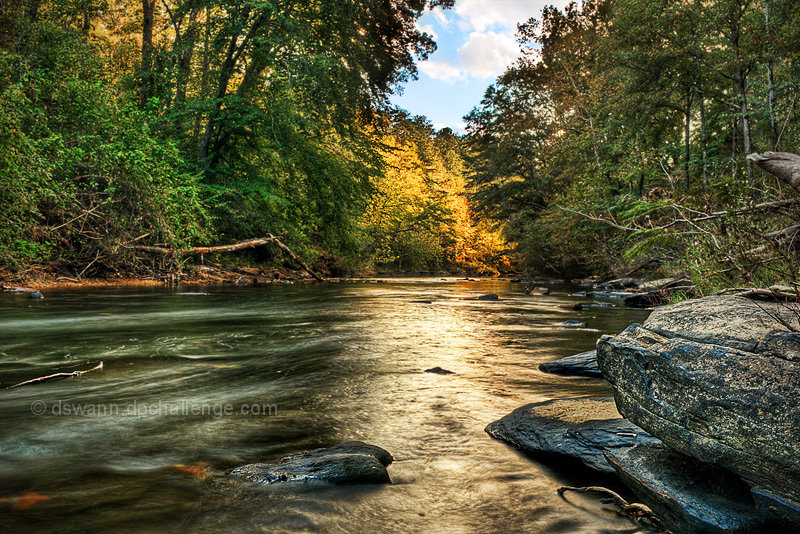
416, 22, 438, 40
419, 30, 520, 82
460, 31, 520, 77
454, 0, 570, 32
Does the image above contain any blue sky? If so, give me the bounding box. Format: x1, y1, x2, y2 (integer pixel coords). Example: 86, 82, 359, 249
390, 1, 569, 133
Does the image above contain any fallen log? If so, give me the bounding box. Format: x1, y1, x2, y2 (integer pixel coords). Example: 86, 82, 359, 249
130, 235, 324, 281
5, 362, 103, 390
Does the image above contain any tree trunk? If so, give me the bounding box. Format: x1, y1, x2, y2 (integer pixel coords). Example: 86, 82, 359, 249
174, 9, 201, 106
25, 0, 40, 22
140, 0, 156, 106
696, 85, 709, 193
737, 69, 753, 182
765, 0, 778, 149
684, 88, 693, 190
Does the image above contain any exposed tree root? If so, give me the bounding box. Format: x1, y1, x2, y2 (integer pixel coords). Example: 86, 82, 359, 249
558, 486, 669, 532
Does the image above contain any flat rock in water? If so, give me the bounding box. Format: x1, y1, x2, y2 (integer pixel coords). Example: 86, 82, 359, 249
231, 441, 393, 485
485, 397, 658, 473
606, 443, 765, 534
539, 350, 601, 378
598, 312, 800, 516
476, 293, 499, 301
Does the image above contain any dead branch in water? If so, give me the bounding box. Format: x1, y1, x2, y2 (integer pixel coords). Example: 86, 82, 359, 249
129, 235, 324, 281
5, 362, 104, 390
558, 486, 668, 531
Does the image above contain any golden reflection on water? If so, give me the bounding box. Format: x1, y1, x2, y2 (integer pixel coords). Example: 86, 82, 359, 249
0, 279, 652, 533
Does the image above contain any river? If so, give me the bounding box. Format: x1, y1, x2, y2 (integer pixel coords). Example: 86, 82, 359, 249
0, 278, 652, 533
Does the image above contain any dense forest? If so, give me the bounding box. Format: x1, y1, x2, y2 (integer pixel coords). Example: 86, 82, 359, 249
1, 0, 799, 289
467, 0, 800, 290
0, 0, 505, 279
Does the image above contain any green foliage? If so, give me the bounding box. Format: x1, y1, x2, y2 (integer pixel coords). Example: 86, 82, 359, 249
1, 0, 504, 278
466, 0, 800, 287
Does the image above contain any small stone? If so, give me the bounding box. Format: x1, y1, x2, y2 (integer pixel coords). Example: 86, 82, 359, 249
232, 441, 393, 485
425, 367, 454, 375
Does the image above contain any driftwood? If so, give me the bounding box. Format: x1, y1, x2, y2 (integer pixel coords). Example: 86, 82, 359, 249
131, 235, 324, 281
5, 362, 104, 390
557, 486, 666, 529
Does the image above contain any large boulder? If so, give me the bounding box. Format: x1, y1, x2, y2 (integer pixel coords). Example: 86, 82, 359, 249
538, 350, 602, 378
485, 397, 658, 473
641, 295, 798, 352
232, 441, 393, 485
605, 443, 765, 534
597, 298, 800, 515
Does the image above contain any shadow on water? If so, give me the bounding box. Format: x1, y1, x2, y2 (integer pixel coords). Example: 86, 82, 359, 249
0, 278, 652, 533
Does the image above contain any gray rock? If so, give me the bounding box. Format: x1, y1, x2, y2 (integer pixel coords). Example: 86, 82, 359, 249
755, 330, 800, 362
476, 293, 499, 301
597, 321, 800, 507
642, 295, 799, 352
485, 397, 658, 473
231, 441, 393, 485
559, 320, 587, 328
539, 350, 601, 377
606, 443, 764, 534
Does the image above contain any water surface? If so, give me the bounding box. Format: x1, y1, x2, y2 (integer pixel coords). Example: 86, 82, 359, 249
0, 278, 651, 533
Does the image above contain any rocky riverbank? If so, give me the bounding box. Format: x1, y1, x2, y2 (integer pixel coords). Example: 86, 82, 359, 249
489, 293, 800, 533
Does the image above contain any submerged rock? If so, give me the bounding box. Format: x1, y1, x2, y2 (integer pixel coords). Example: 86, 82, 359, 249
558, 303, 583, 311
597, 301, 800, 512
586, 291, 634, 300
476, 293, 499, 301
485, 397, 658, 473
558, 320, 587, 328
538, 350, 601, 378
526, 286, 551, 296
231, 441, 393, 485
606, 443, 764, 534
424, 367, 454, 375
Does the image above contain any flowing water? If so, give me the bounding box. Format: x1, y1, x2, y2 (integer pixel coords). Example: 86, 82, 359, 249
0, 278, 652, 533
